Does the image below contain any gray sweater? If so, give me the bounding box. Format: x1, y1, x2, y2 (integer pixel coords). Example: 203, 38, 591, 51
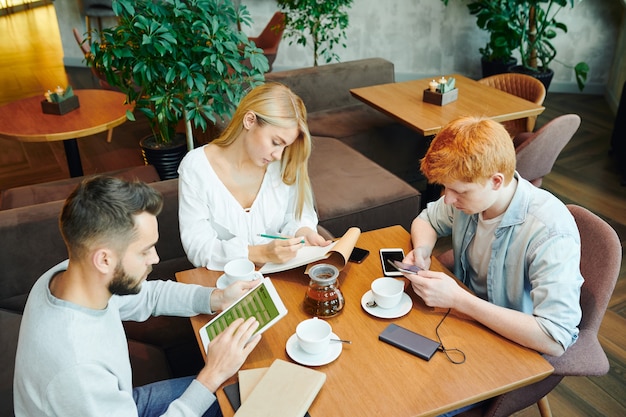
14, 260, 216, 416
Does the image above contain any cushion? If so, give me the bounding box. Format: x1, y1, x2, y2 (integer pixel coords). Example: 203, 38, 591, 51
309, 136, 420, 236
0, 309, 22, 417
307, 104, 396, 138
0, 165, 160, 210
265, 58, 395, 113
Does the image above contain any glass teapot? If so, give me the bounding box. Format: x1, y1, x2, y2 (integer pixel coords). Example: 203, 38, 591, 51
303, 264, 344, 317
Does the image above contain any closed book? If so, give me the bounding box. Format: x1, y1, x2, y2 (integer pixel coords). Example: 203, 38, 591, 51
234, 359, 325, 417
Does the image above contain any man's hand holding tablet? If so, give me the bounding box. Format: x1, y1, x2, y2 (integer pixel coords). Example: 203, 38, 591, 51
199, 277, 288, 352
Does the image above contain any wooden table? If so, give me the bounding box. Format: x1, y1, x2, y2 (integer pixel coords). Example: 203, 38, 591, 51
176, 226, 553, 417
0, 89, 131, 177
350, 74, 545, 137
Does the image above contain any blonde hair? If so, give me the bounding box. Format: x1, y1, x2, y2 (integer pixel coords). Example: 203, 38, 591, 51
421, 116, 516, 185
212, 82, 313, 218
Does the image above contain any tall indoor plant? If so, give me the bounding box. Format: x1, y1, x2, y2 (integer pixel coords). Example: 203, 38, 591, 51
442, 0, 520, 77
510, 0, 589, 91
276, 0, 353, 66
86, 0, 269, 178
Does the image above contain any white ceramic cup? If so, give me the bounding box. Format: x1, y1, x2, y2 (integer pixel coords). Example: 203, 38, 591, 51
296, 317, 332, 355
223, 258, 259, 286
371, 277, 404, 309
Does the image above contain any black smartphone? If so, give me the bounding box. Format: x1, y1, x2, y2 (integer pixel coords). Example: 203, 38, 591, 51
349, 247, 370, 263
379, 323, 441, 361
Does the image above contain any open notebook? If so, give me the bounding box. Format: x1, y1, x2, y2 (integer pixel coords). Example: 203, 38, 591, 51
258, 227, 361, 274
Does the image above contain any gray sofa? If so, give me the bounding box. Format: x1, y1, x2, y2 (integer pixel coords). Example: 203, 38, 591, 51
0, 58, 422, 415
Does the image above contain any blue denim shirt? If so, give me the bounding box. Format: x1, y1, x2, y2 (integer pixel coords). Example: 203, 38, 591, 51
418, 174, 583, 350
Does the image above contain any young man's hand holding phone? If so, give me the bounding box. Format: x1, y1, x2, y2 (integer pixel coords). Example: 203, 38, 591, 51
403, 246, 432, 271
388, 259, 422, 274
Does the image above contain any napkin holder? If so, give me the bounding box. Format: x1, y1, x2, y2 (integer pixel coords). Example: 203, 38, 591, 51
423, 88, 458, 106
41, 95, 80, 115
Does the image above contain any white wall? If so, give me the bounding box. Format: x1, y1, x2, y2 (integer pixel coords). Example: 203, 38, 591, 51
57, 0, 624, 96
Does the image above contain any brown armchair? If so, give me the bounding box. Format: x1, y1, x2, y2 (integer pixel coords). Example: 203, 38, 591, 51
457, 204, 621, 417
478, 73, 546, 137
248, 12, 285, 72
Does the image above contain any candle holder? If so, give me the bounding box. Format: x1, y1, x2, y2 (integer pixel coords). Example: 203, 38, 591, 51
41, 95, 80, 115
423, 88, 458, 106
41, 86, 80, 115
423, 76, 458, 106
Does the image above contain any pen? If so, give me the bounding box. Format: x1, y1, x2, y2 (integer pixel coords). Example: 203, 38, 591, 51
258, 233, 288, 240
258, 234, 306, 244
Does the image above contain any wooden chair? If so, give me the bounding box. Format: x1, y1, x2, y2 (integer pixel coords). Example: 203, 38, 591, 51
514, 114, 581, 187
72, 27, 115, 91
478, 73, 546, 137
454, 204, 621, 417
248, 12, 285, 72
79, 0, 116, 40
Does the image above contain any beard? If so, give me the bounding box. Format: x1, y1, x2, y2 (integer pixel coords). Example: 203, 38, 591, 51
108, 262, 152, 296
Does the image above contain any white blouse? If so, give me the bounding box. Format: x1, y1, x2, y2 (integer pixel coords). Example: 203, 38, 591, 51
177, 146, 319, 270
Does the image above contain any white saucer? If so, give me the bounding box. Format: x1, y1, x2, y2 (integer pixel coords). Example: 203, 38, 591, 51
215, 271, 263, 289
286, 332, 342, 366
361, 290, 413, 319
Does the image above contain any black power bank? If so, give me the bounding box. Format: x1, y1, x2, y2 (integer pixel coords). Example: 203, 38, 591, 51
379, 323, 441, 361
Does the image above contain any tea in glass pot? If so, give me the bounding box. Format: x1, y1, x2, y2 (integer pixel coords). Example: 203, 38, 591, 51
303, 264, 344, 317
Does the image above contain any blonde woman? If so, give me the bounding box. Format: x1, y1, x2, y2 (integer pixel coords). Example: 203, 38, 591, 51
178, 82, 331, 270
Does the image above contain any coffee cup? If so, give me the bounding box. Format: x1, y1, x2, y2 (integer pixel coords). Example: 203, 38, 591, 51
296, 317, 332, 355
223, 258, 260, 286
371, 277, 404, 309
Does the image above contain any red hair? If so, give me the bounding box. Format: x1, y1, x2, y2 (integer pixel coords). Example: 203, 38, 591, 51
421, 116, 516, 185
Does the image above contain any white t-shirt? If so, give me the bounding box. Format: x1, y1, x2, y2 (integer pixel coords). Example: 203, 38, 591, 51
177, 146, 319, 270
467, 212, 504, 299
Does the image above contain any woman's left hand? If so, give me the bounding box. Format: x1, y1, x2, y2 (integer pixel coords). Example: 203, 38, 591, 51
296, 227, 332, 247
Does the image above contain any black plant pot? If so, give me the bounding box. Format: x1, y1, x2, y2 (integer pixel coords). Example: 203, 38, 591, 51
140, 133, 188, 180
481, 56, 517, 78
509, 65, 554, 92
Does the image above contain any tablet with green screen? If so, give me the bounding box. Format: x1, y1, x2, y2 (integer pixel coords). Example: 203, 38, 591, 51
199, 277, 287, 352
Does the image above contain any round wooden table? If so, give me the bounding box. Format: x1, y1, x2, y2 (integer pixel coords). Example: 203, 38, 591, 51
0, 89, 132, 177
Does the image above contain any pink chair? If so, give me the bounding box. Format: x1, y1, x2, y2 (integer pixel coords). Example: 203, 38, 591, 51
248, 12, 285, 72
514, 114, 581, 187
456, 204, 621, 417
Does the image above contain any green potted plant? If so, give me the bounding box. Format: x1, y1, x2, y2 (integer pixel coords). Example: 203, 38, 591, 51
442, 0, 520, 77
276, 0, 354, 67
509, 0, 589, 91
86, 0, 269, 179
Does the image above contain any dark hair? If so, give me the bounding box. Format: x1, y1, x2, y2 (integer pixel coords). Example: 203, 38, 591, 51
59, 176, 163, 259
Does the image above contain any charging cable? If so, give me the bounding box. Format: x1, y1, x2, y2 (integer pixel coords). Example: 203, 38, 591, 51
435, 308, 466, 364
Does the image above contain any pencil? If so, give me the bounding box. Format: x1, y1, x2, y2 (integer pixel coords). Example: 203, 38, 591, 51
257, 233, 288, 240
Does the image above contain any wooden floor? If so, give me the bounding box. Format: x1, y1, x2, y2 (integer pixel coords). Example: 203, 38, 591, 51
1, 5, 625, 416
